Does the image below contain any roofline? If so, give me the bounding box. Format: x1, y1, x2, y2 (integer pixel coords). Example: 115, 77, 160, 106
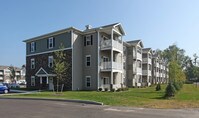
23, 27, 83, 43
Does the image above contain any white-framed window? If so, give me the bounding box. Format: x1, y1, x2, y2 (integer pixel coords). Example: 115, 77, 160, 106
31, 58, 35, 69
103, 77, 109, 84
48, 56, 53, 68
85, 76, 91, 87
31, 76, 35, 86
103, 56, 109, 62
84, 35, 93, 46
30, 42, 35, 52
48, 37, 55, 49
86, 55, 91, 67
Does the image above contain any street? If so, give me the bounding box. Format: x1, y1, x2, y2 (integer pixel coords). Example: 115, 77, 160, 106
0, 99, 199, 118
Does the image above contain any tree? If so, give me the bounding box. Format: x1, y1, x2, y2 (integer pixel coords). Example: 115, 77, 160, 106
162, 44, 187, 69
193, 53, 198, 66
53, 44, 69, 93
8, 65, 16, 83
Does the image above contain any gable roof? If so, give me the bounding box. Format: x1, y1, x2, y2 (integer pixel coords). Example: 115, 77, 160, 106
23, 27, 83, 43
126, 40, 144, 47
84, 22, 125, 35
142, 48, 152, 53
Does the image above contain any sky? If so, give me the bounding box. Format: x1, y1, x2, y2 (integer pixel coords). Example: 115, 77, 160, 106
0, 0, 199, 67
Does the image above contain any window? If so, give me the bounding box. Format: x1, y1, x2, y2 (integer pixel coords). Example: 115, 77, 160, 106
86, 55, 91, 66
48, 56, 53, 68
137, 47, 141, 54
103, 57, 109, 62
84, 35, 93, 46
103, 77, 109, 84
85, 76, 91, 87
137, 60, 141, 68
47, 37, 55, 49
31, 58, 35, 69
31, 76, 35, 86
30, 42, 36, 52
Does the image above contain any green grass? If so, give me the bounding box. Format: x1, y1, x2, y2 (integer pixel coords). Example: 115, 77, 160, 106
4, 84, 199, 108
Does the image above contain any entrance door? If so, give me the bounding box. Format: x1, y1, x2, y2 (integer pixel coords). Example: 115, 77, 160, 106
49, 77, 54, 90
42, 77, 47, 89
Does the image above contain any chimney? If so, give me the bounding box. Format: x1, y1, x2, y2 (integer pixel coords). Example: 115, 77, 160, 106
85, 25, 92, 30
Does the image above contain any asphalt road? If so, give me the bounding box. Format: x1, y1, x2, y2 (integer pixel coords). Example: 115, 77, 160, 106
0, 99, 199, 118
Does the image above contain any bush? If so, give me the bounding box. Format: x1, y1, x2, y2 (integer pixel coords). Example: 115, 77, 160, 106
111, 88, 115, 92
165, 82, 176, 98
173, 82, 181, 91
116, 88, 122, 92
98, 88, 102, 91
156, 84, 161, 91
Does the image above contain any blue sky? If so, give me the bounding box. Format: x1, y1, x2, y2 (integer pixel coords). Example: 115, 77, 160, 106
0, 0, 199, 67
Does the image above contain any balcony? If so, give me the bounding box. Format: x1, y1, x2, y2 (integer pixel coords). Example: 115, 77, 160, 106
0, 72, 3, 75
142, 70, 152, 76
101, 39, 123, 52
142, 58, 152, 64
100, 62, 122, 71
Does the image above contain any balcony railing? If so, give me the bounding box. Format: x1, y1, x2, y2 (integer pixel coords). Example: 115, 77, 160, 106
142, 70, 152, 76
142, 58, 152, 64
101, 39, 123, 51
101, 62, 122, 70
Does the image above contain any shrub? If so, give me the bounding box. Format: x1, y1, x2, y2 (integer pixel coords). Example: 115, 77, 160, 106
165, 82, 176, 98
116, 88, 122, 92
156, 83, 161, 91
104, 88, 108, 91
98, 88, 102, 91
173, 82, 181, 91
111, 88, 115, 92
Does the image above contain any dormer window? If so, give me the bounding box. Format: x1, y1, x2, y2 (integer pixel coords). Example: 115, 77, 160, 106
47, 37, 55, 49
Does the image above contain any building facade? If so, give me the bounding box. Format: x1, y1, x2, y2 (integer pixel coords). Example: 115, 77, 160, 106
24, 23, 169, 91
0, 65, 24, 83
24, 23, 125, 91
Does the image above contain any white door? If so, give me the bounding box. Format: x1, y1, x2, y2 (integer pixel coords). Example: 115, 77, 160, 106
49, 77, 54, 90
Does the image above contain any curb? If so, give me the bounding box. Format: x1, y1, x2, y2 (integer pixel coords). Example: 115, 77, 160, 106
0, 97, 103, 105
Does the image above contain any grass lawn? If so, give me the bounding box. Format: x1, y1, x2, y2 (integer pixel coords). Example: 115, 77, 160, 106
4, 84, 199, 108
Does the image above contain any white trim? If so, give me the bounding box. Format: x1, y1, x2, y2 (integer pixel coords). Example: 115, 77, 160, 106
97, 31, 100, 89
26, 47, 72, 57
48, 37, 54, 49
31, 58, 35, 69
113, 29, 122, 36
85, 55, 91, 67
31, 76, 35, 86
30, 42, 35, 52
71, 30, 74, 90
35, 67, 48, 76
48, 56, 54, 68
85, 76, 91, 88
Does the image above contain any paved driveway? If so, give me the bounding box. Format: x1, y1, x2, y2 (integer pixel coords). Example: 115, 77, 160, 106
0, 99, 199, 118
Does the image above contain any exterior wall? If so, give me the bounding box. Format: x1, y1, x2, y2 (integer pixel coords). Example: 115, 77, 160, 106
72, 31, 83, 90
26, 50, 72, 90
26, 32, 71, 55
82, 32, 98, 90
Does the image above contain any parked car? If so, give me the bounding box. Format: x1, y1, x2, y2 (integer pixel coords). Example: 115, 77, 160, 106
0, 83, 9, 94
9, 83, 20, 88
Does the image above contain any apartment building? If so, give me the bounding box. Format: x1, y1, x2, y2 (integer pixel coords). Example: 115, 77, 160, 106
0, 65, 23, 83
23, 23, 125, 91
152, 52, 169, 84
124, 40, 143, 87
142, 48, 152, 86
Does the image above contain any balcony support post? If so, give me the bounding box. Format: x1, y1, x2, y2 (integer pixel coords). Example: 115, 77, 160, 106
110, 29, 113, 87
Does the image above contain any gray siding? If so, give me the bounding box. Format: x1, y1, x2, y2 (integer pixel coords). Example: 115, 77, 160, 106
26, 32, 71, 55
72, 32, 83, 90
82, 32, 98, 90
